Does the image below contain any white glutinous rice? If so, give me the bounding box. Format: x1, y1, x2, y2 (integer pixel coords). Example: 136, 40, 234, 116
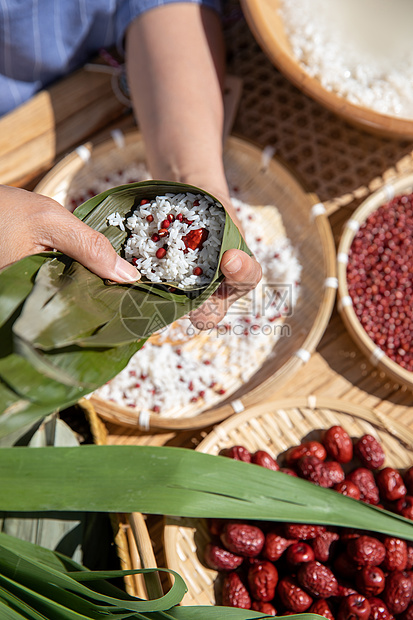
279, 0, 413, 119
108, 193, 225, 286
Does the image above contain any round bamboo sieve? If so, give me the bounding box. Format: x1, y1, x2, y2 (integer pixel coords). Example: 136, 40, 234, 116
36, 129, 336, 430
240, 0, 413, 140
337, 173, 413, 392
163, 397, 413, 606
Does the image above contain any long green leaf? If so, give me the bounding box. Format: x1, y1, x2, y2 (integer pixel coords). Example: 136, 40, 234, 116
0, 254, 50, 329
0, 593, 42, 620
0, 445, 411, 539
0, 531, 335, 620
0, 544, 186, 613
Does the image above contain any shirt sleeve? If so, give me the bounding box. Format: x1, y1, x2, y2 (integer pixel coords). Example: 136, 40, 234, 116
115, 0, 222, 48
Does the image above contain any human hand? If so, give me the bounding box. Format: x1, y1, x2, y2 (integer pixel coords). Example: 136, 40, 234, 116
0, 185, 140, 282
188, 192, 262, 330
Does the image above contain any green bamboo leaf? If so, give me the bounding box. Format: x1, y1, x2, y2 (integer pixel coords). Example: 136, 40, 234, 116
0, 387, 57, 441
0, 593, 40, 620
0, 352, 85, 406
0, 544, 186, 614
0, 573, 110, 620
0, 531, 86, 574
0, 254, 50, 329
12, 259, 116, 351
0, 446, 411, 540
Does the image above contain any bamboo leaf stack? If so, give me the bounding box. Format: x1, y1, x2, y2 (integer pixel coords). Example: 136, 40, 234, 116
0, 182, 248, 438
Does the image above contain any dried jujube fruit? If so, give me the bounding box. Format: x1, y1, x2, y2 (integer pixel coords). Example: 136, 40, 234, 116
247, 560, 278, 602
251, 450, 279, 471
310, 599, 335, 620
251, 601, 277, 615
284, 523, 326, 540
334, 480, 361, 500
382, 536, 408, 571
368, 597, 394, 620
204, 543, 244, 571
297, 561, 338, 598
347, 535, 386, 567
286, 542, 315, 566
285, 441, 327, 466
382, 571, 413, 615
346, 468, 380, 505
311, 530, 340, 563
356, 566, 386, 597
323, 426, 353, 463
222, 572, 251, 609
337, 594, 371, 620
376, 467, 407, 502
355, 435, 385, 470
263, 531, 295, 562
220, 522, 264, 557
324, 461, 345, 486
397, 496, 413, 520
220, 446, 251, 462
278, 576, 313, 612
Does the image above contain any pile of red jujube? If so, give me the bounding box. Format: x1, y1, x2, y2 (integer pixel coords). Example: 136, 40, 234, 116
203, 426, 413, 618
347, 194, 413, 372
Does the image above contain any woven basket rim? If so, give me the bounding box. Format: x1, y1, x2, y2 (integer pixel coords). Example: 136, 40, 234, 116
240, 0, 413, 140
37, 130, 336, 431
196, 396, 413, 453
337, 172, 413, 391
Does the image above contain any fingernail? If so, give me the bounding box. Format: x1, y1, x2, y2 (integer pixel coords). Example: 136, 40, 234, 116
223, 254, 242, 274
114, 256, 141, 282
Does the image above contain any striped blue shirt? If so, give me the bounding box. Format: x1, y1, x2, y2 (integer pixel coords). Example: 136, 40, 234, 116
0, 0, 221, 116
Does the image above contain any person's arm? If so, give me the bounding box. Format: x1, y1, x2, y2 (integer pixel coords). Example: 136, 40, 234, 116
0, 185, 140, 283
125, 4, 261, 327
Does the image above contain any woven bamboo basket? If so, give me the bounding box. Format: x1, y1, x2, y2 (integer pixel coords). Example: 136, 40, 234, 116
81, 399, 161, 599
164, 396, 413, 606
337, 173, 413, 392
36, 129, 336, 430
240, 0, 413, 140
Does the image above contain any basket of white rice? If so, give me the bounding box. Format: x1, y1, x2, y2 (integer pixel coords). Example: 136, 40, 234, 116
35, 129, 336, 430
240, 0, 413, 139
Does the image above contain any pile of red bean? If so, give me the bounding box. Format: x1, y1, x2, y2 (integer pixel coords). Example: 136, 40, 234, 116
347, 193, 413, 372
203, 427, 413, 618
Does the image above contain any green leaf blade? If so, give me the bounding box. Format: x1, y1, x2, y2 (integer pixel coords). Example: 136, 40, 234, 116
0, 446, 411, 540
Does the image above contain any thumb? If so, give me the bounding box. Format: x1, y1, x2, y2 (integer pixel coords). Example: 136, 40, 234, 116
220, 249, 262, 288
39, 206, 141, 283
